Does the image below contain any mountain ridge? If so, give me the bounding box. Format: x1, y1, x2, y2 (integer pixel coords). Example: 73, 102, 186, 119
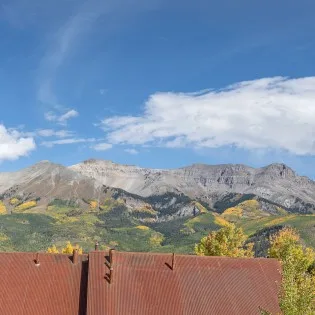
70, 159, 315, 213
0, 159, 315, 215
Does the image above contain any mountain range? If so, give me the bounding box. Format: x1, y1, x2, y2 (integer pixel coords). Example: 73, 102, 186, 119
1, 159, 315, 215
1, 159, 315, 254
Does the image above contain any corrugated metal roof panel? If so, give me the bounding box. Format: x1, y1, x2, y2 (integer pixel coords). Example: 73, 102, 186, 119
87, 251, 282, 315
0, 250, 281, 315
0, 252, 88, 315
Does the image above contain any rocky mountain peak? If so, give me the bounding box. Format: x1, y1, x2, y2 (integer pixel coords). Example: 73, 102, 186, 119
260, 163, 296, 179
83, 159, 112, 165
68, 159, 315, 212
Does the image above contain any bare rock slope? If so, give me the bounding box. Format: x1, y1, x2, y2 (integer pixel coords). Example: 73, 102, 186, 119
0, 161, 103, 208
70, 159, 315, 213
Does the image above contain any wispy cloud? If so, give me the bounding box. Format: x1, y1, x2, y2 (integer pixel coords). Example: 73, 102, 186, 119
44, 109, 79, 125
124, 148, 139, 155
11, 128, 74, 139
101, 76, 315, 155
36, 0, 159, 111
36, 129, 74, 138
41, 138, 97, 148
0, 124, 36, 161
37, 0, 110, 111
91, 143, 113, 151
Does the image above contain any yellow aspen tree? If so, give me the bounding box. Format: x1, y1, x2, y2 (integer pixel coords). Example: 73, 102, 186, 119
195, 223, 254, 257
268, 227, 315, 315
47, 245, 59, 253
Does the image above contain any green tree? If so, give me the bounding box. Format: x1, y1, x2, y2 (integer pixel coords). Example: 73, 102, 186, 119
268, 227, 315, 315
195, 223, 254, 257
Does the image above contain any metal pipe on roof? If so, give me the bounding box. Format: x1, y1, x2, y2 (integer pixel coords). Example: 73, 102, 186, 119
35, 253, 40, 266
95, 241, 99, 251
109, 266, 114, 284
171, 253, 175, 270
109, 249, 115, 265
109, 249, 115, 284
73, 249, 79, 264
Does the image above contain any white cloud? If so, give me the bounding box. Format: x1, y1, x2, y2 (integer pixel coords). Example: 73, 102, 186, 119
101, 76, 315, 155
124, 148, 139, 155
41, 138, 96, 148
44, 111, 57, 121
36, 129, 73, 138
5, 128, 74, 139
91, 143, 113, 151
44, 109, 79, 125
0, 124, 36, 161
59, 110, 79, 122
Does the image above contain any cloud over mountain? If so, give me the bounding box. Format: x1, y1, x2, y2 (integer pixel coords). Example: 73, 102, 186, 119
102, 76, 315, 155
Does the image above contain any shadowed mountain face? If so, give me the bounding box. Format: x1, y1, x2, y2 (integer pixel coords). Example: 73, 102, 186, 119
70, 159, 315, 214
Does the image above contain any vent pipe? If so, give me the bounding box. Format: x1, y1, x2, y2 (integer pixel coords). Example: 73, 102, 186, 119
171, 253, 175, 271
34, 253, 40, 267
72, 249, 79, 264
109, 249, 115, 284
95, 241, 99, 251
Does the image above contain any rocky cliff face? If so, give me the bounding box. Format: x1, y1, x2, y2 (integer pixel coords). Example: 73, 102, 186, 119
70, 160, 315, 213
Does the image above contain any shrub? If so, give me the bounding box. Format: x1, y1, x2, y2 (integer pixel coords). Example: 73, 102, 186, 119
15, 201, 37, 211
0, 201, 7, 214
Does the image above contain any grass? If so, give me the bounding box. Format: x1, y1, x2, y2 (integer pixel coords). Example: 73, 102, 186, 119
222, 199, 270, 222
1, 197, 315, 254
0, 213, 56, 251
239, 215, 315, 248
150, 212, 222, 254
192, 201, 208, 214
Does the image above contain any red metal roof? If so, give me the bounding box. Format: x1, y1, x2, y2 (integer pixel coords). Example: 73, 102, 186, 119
87, 251, 282, 315
0, 252, 88, 315
0, 250, 281, 315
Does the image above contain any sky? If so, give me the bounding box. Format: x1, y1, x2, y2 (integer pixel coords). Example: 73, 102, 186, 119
1, 0, 315, 177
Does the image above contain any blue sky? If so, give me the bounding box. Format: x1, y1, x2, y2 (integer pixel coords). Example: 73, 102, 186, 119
1, 0, 315, 177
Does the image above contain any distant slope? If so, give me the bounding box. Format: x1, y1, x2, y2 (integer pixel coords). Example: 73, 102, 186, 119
0, 161, 104, 212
